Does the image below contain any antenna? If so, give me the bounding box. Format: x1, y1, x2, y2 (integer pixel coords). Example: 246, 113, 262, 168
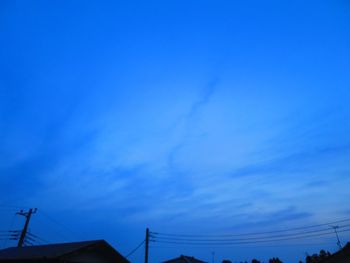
329, 225, 342, 250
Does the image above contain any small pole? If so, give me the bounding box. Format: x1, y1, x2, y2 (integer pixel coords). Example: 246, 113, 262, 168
145, 228, 149, 263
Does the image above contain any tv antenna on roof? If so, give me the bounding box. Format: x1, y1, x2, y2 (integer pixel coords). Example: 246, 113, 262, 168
329, 225, 342, 250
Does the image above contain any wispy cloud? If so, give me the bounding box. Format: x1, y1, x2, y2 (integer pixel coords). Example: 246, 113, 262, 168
166, 79, 219, 170
186, 79, 219, 119
229, 143, 350, 179
222, 206, 313, 232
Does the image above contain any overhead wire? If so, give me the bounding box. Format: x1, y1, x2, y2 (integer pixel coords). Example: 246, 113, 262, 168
151, 224, 350, 242
150, 240, 336, 248
150, 228, 350, 246
126, 239, 145, 258
27, 232, 51, 244
39, 210, 80, 240
2, 208, 66, 246
150, 218, 350, 247
151, 218, 350, 238
1, 211, 18, 248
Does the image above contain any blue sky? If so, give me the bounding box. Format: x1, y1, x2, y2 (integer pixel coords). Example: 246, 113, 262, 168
1, 0, 350, 262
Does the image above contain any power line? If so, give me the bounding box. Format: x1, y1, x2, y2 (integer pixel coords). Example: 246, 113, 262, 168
3, 207, 79, 245
3, 208, 49, 248
39, 210, 79, 240
151, 224, 350, 242
126, 239, 145, 258
1, 211, 17, 248
24, 235, 36, 242
149, 240, 336, 249
151, 228, 350, 246
27, 232, 51, 244
151, 218, 350, 238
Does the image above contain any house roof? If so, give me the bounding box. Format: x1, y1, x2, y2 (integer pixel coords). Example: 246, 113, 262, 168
163, 255, 208, 263
0, 240, 129, 262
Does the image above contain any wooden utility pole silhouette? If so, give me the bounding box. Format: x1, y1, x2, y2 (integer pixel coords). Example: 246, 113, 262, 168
17, 208, 37, 247
145, 228, 149, 263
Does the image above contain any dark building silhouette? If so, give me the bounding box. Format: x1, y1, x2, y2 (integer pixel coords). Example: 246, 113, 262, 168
0, 240, 129, 263
319, 242, 350, 263
163, 255, 208, 263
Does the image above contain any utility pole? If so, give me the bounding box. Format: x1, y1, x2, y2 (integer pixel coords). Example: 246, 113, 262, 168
145, 228, 149, 263
330, 225, 342, 250
17, 208, 37, 247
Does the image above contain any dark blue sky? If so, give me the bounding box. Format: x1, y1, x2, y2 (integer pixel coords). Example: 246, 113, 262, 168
1, 0, 350, 262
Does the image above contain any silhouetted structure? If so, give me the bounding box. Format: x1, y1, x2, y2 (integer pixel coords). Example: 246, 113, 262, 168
319, 242, 350, 263
306, 249, 331, 263
0, 240, 129, 263
268, 258, 283, 263
163, 255, 208, 263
